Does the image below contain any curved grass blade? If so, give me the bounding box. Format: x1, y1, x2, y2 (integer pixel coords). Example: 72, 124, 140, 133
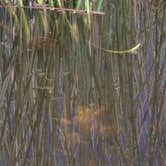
104, 43, 141, 54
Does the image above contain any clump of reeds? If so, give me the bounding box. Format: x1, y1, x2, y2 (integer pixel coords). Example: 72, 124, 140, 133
0, 0, 165, 165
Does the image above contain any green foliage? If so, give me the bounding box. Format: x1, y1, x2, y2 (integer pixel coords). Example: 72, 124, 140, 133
18, 0, 23, 6
36, 0, 45, 5
97, 0, 103, 11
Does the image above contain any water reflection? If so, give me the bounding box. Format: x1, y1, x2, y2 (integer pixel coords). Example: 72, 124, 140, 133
0, 3, 166, 166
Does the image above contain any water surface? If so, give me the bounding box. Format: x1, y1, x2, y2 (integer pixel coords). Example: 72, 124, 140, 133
0, 2, 166, 166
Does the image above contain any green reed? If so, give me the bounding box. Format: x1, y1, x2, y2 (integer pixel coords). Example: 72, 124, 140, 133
0, 0, 165, 165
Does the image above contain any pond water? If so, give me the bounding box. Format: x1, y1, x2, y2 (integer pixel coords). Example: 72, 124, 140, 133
0, 2, 166, 166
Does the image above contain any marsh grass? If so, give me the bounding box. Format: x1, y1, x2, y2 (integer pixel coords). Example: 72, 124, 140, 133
0, 0, 166, 165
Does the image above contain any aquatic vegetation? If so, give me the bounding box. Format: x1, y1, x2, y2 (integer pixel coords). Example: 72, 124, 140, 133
0, 0, 104, 11
103, 43, 141, 54
0, 0, 165, 165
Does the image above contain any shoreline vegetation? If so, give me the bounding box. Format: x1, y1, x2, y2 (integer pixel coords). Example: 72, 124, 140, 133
0, 5, 105, 15
0, 0, 105, 14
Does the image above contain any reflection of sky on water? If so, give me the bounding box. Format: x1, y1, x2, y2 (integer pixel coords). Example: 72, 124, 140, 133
147, 41, 153, 72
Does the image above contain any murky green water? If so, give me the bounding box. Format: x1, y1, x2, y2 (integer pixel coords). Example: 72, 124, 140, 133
0, 2, 166, 166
